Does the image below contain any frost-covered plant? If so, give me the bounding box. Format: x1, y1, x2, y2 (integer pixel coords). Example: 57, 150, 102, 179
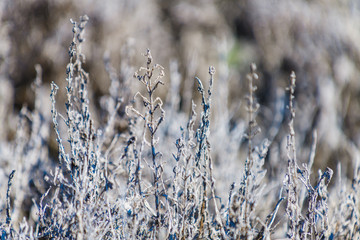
2, 14, 360, 240
125, 48, 166, 237
41, 15, 113, 239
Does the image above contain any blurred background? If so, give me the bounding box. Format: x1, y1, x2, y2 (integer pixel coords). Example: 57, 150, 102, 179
1, 0, 360, 180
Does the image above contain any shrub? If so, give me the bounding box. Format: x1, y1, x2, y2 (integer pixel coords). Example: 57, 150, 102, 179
1, 15, 360, 240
